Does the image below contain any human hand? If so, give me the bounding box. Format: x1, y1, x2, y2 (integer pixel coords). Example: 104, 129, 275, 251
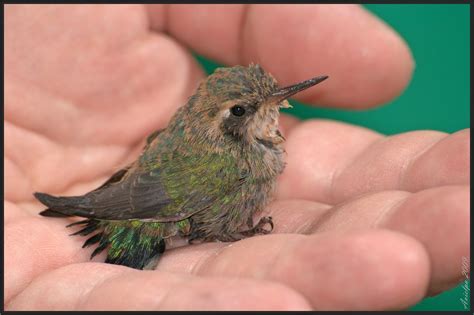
5, 4, 469, 310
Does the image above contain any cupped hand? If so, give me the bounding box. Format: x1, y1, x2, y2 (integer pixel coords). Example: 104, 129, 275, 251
5, 4, 469, 311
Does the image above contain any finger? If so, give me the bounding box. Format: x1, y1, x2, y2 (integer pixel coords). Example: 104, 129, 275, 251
291, 186, 468, 295
331, 128, 469, 203
159, 230, 429, 310
4, 205, 312, 309
401, 128, 470, 191
381, 186, 469, 295
5, 211, 307, 309
7, 263, 310, 310
156, 4, 414, 108
277, 120, 469, 204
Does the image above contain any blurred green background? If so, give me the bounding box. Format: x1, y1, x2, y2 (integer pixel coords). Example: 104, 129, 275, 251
194, 4, 470, 311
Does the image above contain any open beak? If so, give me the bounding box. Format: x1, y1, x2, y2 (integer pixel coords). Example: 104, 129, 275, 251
267, 75, 329, 107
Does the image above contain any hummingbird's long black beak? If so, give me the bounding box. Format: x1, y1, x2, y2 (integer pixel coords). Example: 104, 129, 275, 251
268, 75, 329, 103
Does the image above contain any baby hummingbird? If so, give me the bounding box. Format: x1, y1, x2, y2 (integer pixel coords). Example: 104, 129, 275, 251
34, 64, 328, 270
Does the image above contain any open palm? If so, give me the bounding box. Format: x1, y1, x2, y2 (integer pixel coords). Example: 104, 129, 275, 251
5, 4, 469, 310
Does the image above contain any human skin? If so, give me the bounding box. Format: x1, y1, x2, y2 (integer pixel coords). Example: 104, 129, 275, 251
4, 4, 470, 310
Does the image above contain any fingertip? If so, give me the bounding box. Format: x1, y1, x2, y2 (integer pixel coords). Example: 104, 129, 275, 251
286, 229, 430, 310
384, 185, 470, 294
340, 6, 415, 108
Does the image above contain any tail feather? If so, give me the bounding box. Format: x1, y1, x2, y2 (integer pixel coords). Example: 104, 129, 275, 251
34, 192, 166, 270
70, 222, 99, 236
66, 219, 91, 227
34, 192, 93, 218
39, 208, 72, 217
82, 233, 103, 248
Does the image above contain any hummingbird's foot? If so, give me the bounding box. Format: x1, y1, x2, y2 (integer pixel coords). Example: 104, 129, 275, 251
191, 217, 275, 243
240, 216, 274, 237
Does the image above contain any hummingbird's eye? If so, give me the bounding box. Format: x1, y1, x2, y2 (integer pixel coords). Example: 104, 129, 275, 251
230, 105, 246, 117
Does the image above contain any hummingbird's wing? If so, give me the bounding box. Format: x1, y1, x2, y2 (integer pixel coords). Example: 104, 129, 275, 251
37, 169, 180, 221
37, 151, 244, 222
80, 168, 175, 221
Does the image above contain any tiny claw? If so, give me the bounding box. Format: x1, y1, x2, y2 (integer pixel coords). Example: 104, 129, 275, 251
254, 216, 274, 234
231, 216, 275, 239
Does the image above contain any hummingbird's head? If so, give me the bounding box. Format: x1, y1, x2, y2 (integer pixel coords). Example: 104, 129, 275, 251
190, 64, 328, 146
